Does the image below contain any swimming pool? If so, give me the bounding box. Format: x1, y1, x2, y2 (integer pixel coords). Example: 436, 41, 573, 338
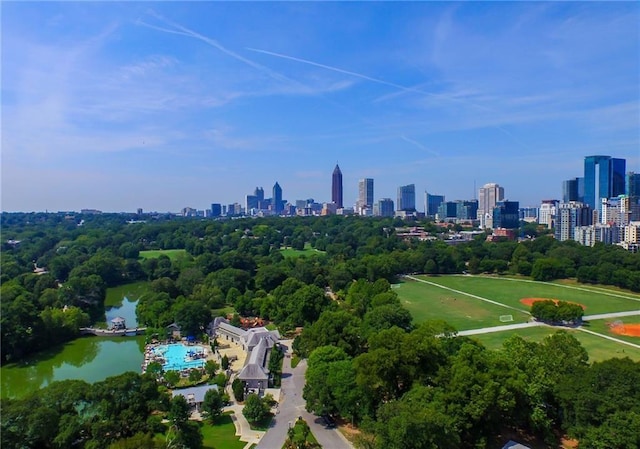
149, 344, 207, 371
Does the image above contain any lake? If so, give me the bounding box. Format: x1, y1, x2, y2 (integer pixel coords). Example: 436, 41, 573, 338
1, 284, 149, 399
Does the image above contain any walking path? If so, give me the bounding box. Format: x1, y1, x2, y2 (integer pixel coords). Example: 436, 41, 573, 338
583, 310, 640, 321
576, 327, 640, 350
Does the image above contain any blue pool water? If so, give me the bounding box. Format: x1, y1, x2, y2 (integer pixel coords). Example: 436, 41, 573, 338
151, 344, 206, 371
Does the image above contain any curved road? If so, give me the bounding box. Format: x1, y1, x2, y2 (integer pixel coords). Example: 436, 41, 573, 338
256, 341, 352, 449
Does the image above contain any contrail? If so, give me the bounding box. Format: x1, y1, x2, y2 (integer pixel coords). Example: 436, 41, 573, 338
401, 135, 440, 157
137, 11, 294, 85
246, 47, 493, 112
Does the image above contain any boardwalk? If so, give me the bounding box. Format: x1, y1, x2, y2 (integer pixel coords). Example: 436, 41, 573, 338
80, 327, 147, 337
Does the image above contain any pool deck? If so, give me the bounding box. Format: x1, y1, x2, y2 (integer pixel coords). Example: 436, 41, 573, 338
141, 341, 213, 373
215, 338, 247, 372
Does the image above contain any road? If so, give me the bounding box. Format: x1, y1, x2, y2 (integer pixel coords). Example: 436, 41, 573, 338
256, 341, 352, 449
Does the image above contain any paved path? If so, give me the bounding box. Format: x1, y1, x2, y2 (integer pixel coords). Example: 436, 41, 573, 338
256, 341, 353, 449
582, 310, 640, 321
457, 321, 544, 336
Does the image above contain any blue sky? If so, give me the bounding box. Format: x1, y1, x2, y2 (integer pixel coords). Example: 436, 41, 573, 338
2, 2, 639, 212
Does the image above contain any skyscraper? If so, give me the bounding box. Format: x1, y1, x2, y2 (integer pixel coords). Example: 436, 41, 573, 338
562, 177, 583, 203
626, 172, 640, 221
397, 184, 416, 211
358, 178, 374, 211
555, 202, 592, 242
332, 164, 343, 208
492, 200, 520, 229
583, 155, 626, 214
377, 198, 395, 217
273, 182, 283, 213
478, 183, 504, 229
424, 192, 445, 217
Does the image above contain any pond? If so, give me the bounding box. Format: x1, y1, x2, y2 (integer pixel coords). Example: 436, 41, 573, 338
0, 336, 145, 399
0, 281, 150, 399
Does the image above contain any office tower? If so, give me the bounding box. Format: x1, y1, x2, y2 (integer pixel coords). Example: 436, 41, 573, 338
519, 207, 538, 221
583, 155, 626, 214
210, 203, 222, 217
562, 177, 583, 203
397, 184, 416, 211
245, 194, 259, 212
455, 200, 478, 220
377, 198, 395, 217
358, 178, 374, 209
332, 164, 343, 208
478, 183, 504, 229
555, 202, 592, 241
627, 172, 640, 221
273, 182, 283, 213
137, 208, 143, 215
255, 187, 264, 202
425, 192, 445, 217
538, 200, 558, 228
492, 201, 520, 229
437, 201, 458, 219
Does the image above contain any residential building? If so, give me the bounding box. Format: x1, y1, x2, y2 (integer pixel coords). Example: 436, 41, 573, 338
332, 164, 343, 209
397, 184, 416, 212
172, 385, 219, 412
575, 224, 621, 246
538, 200, 558, 228
601, 195, 632, 227
424, 192, 445, 217
478, 183, 504, 229
555, 201, 592, 241
583, 155, 626, 215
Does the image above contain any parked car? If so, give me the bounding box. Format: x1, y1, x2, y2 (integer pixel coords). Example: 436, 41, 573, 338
322, 415, 336, 428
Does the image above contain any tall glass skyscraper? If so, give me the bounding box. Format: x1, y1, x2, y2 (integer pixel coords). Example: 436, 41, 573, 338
583, 155, 626, 213
397, 184, 416, 211
424, 192, 445, 217
272, 182, 283, 213
331, 164, 343, 208
358, 178, 374, 208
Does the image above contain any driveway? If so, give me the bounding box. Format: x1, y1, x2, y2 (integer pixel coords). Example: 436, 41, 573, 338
256, 340, 353, 449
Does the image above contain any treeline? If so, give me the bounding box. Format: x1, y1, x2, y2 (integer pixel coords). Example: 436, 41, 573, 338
297, 279, 640, 447
2, 212, 639, 363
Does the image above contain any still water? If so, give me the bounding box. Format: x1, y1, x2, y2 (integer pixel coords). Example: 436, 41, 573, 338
1, 294, 145, 399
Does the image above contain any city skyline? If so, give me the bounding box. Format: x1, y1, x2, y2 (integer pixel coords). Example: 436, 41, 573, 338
2, 2, 639, 212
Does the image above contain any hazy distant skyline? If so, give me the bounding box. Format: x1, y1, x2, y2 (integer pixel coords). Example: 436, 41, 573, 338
2, 2, 639, 212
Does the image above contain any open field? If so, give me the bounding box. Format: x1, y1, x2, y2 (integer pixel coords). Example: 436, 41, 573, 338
469, 327, 640, 362
139, 249, 188, 260
397, 279, 530, 331
413, 275, 640, 314
105, 281, 151, 307
280, 243, 325, 258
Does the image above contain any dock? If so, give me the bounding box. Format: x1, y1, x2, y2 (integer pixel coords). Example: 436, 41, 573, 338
80, 327, 147, 337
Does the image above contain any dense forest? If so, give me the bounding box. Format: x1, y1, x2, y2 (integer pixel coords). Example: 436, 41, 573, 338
1, 212, 640, 448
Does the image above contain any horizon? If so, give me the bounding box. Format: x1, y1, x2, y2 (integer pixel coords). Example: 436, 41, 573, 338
2, 2, 639, 212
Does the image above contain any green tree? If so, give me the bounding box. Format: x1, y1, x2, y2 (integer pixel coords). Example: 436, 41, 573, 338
169, 395, 191, 428
202, 388, 224, 423
242, 394, 270, 424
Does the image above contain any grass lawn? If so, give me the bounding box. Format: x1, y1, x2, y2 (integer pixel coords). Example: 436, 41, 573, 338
469, 326, 640, 362
412, 275, 640, 315
139, 249, 188, 260
282, 418, 319, 449
290, 355, 301, 369
396, 279, 530, 331
202, 413, 246, 449
104, 281, 151, 307
280, 243, 324, 258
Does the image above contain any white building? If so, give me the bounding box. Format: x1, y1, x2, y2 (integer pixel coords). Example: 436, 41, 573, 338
478, 183, 504, 229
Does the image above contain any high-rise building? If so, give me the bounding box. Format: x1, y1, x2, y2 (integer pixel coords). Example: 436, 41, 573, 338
424, 192, 445, 217
397, 184, 416, 211
627, 172, 640, 221
273, 182, 283, 213
210, 203, 222, 217
562, 177, 584, 203
377, 198, 395, 217
492, 200, 520, 229
457, 200, 478, 220
555, 201, 592, 242
478, 183, 504, 229
538, 200, 558, 228
583, 155, 626, 215
255, 187, 264, 202
358, 178, 374, 211
332, 164, 343, 208
437, 201, 458, 220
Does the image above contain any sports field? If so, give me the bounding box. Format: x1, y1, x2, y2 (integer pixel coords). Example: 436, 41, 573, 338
469, 327, 640, 362
139, 249, 188, 260
280, 243, 325, 258
396, 274, 640, 361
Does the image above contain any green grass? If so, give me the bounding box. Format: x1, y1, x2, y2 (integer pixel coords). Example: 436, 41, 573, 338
202, 413, 246, 449
291, 355, 301, 369
265, 323, 278, 331
469, 327, 640, 362
396, 279, 530, 331
104, 281, 151, 307
411, 275, 640, 315
280, 243, 324, 258
139, 249, 188, 260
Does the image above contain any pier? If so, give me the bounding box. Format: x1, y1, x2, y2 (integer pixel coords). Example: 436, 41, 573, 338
79, 327, 147, 337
